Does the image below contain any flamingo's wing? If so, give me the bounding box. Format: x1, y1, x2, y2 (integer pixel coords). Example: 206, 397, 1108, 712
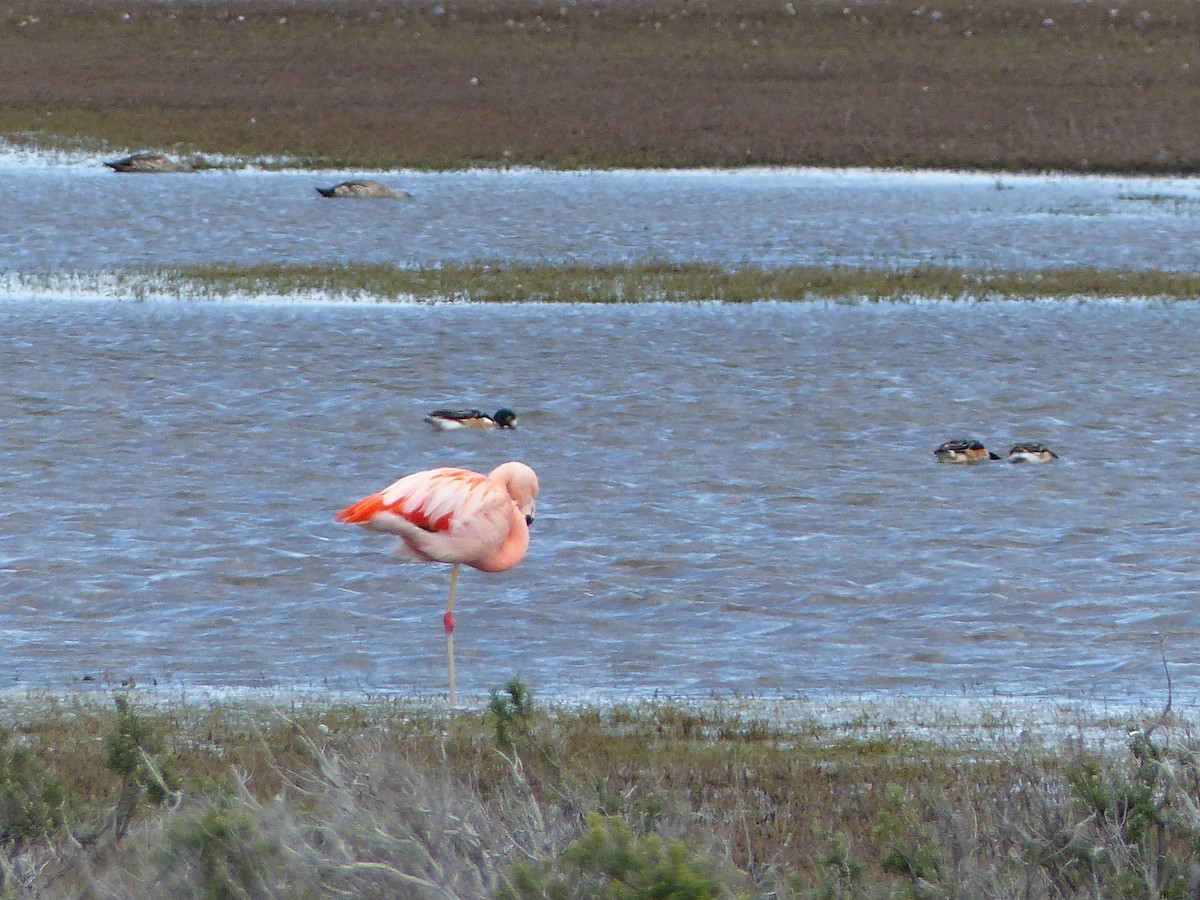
336, 468, 514, 565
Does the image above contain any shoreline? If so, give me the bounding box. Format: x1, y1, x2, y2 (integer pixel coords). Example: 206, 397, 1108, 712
0, 684, 1187, 748
7, 139, 1200, 183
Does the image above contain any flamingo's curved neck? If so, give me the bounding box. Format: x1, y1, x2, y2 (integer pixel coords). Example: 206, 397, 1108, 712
474, 505, 530, 573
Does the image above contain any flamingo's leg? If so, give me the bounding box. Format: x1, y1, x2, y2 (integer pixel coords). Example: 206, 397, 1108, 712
444, 563, 460, 710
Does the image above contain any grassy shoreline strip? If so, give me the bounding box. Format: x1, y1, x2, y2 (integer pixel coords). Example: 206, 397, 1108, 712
9, 263, 1200, 303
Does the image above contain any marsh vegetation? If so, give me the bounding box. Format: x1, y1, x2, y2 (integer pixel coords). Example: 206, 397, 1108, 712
10, 263, 1200, 304
2, 684, 1200, 898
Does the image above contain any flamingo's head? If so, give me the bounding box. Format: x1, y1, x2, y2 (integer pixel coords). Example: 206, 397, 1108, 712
489, 461, 539, 527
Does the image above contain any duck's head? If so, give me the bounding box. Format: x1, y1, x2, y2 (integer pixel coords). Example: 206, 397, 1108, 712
493, 408, 519, 429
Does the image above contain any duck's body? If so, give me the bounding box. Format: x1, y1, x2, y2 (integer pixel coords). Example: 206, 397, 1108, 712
425, 408, 518, 431
104, 152, 191, 173
934, 439, 1001, 464
1007, 442, 1059, 463
316, 179, 410, 199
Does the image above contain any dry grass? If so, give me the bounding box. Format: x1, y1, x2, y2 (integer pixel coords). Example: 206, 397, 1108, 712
2, 688, 1200, 897
2, 0, 1198, 172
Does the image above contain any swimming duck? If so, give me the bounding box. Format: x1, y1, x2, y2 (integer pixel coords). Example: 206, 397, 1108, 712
104, 152, 191, 173
424, 408, 518, 431
1006, 442, 1059, 463
316, 180, 410, 199
934, 439, 1001, 464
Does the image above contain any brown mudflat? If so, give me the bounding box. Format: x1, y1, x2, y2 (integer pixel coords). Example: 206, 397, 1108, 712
1, 0, 1197, 172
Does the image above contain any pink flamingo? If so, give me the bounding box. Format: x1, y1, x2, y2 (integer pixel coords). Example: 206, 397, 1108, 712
335, 461, 539, 708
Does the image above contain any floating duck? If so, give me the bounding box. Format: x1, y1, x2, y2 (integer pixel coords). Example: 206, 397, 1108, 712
934, 439, 1001, 464
424, 408, 518, 431
316, 180, 410, 199
104, 152, 191, 173
1006, 442, 1058, 463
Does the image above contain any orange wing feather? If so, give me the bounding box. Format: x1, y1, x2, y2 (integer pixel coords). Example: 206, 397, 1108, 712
335, 468, 498, 534
333, 492, 390, 526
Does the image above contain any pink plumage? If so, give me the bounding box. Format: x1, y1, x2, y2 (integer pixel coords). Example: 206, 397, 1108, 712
335, 464, 536, 573
335, 461, 540, 708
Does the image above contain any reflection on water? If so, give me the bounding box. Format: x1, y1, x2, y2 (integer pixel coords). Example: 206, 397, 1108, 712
2, 297, 1200, 703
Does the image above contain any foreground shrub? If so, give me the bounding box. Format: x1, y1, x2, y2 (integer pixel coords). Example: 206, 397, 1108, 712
0, 730, 64, 847
105, 694, 180, 840
9, 693, 1200, 897
498, 812, 735, 900
153, 800, 294, 899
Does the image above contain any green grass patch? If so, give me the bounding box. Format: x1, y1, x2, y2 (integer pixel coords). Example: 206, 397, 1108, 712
10, 263, 1200, 304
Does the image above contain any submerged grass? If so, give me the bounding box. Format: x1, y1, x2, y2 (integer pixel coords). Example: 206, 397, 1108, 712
10, 263, 1200, 304
1, 686, 1198, 897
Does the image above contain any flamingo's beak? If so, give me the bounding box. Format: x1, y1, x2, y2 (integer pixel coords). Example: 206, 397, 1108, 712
526, 515, 534, 527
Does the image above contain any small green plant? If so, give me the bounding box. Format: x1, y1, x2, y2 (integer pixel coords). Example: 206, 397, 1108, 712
158, 800, 290, 900
498, 811, 731, 899
813, 830, 864, 896
105, 694, 179, 839
0, 729, 65, 847
872, 784, 944, 890
488, 676, 535, 752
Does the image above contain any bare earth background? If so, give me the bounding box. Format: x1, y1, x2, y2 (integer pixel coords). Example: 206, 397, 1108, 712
2, 0, 1198, 172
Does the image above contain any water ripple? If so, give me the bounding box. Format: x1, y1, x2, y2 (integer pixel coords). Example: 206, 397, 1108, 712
3, 299, 1200, 701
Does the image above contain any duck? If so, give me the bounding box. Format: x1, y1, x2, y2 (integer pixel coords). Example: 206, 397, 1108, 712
1006, 442, 1059, 463
104, 152, 191, 173
424, 408, 518, 431
315, 180, 410, 199
934, 439, 1001, 464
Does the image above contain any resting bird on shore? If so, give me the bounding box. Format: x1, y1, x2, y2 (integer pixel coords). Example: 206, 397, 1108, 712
1006, 442, 1059, 463
315, 179, 410, 199
335, 461, 540, 708
934, 439, 1001, 464
104, 152, 191, 173
425, 408, 518, 431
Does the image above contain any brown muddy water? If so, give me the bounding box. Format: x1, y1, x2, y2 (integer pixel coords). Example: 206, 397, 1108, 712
3, 297, 1200, 705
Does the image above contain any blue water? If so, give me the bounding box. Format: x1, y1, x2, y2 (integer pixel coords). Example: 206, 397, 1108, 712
3, 295, 1200, 705
4, 151, 1200, 272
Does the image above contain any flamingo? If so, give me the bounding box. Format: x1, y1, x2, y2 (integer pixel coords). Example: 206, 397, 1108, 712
335, 461, 539, 708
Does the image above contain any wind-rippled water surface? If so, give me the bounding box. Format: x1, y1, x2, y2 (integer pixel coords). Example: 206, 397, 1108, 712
2, 297, 1199, 703
4, 157, 1200, 272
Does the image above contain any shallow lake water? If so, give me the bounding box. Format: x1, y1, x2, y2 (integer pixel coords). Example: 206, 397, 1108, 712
3, 296, 1200, 705
4, 148, 1200, 704
4, 148, 1200, 272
